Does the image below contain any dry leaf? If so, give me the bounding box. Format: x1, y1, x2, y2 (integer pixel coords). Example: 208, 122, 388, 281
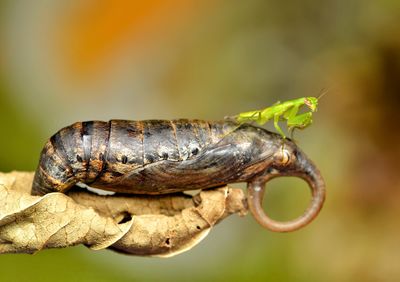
0, 172, 247, 257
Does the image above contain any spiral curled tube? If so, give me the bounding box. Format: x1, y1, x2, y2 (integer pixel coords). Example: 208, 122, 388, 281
247, 153, 326, 232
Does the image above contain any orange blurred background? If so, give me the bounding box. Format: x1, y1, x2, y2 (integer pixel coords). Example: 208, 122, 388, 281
0, 1, 400, 281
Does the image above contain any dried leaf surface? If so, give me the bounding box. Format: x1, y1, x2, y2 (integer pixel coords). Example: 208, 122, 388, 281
0, 172, 247, 257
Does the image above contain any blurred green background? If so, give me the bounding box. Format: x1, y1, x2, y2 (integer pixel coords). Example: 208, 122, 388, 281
1, 0, 400, 281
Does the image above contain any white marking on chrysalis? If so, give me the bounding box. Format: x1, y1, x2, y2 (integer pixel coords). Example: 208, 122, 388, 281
76, 182, 116, 195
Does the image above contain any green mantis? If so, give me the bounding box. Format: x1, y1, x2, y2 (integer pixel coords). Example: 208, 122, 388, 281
232, 96, 321, 139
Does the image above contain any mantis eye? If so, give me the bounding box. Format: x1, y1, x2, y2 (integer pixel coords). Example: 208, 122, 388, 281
304, 97, 317, 112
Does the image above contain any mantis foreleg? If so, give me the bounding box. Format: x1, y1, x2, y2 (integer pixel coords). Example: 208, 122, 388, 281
287, 112, 313, 131
283, 104, 300, 120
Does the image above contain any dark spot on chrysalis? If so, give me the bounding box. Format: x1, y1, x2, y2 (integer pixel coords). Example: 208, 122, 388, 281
99, 153, 106, 162
146, 154, 154, 163
121, 155, 128, 164
111, 171, 124, 177
118, 212, 132, 224
127, 128, 139, 135
165, 238, 170, 245
162, 152, 168, 160
76, 155, 83, 162
191, 148, 199, 155
196, 225, 201, 230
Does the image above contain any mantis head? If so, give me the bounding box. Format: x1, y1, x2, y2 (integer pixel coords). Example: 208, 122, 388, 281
305, 89, 328, 112
304, 97, 318, 112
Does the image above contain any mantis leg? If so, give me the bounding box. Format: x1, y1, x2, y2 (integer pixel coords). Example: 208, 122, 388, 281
274, 114, 286, 139
283, 104, 300, 120
284, 105, 299, 139
287, 112, 313, 130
